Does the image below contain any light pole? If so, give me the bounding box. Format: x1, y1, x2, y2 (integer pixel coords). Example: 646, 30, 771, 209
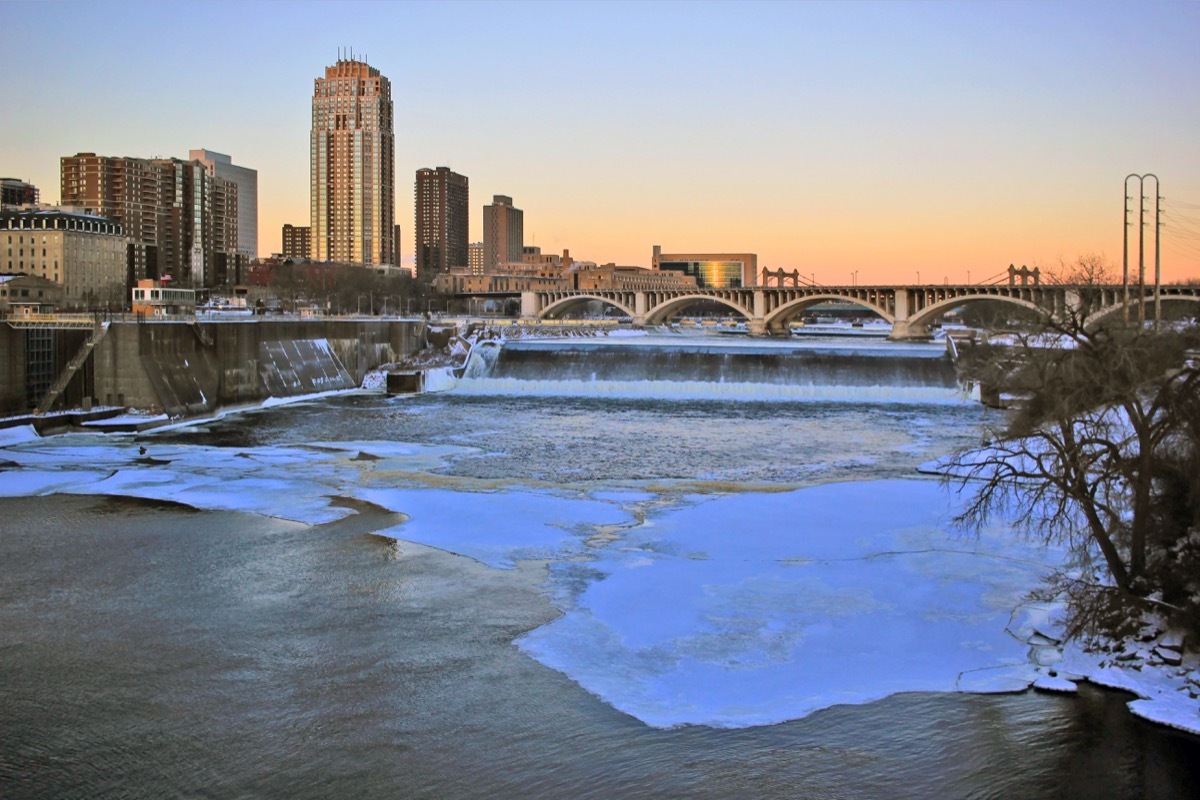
916, 271, 921, 285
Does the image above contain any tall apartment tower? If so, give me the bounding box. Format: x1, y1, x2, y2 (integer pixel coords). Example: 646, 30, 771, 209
310, 55, 395, 266
483, 195, 523, 271
190, 149, 258, 259
61, 153, 239, 287
414, 167, 468, 280
149, 157, 239, 287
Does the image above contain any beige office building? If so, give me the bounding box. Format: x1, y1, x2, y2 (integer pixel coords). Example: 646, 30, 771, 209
310, 56, 395, 266
1, 208, 128, 308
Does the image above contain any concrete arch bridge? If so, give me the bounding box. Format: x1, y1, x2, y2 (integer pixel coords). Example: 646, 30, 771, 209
519, 284, 1200, 340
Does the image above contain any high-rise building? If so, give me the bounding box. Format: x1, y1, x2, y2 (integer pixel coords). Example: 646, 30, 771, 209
61, 153, 158, 280
282, 224, 312, 260
1, 178, 39, 206
190, 150, 258, 260
414, 166, 468, 280
60, 153, 241, 287
468, 242, 484, 275
310, 56, 395, 266
483, 195, 523, 272
149, 158, 239, 288
205, 171, 241, 286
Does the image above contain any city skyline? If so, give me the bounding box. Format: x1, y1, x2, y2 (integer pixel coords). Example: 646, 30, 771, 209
3, 0, 1199, 283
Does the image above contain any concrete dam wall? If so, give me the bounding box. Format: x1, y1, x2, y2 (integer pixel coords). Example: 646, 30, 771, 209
2, 318, 424, 418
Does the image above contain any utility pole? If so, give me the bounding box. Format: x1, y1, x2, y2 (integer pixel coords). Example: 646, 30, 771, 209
1124, 174, 1160, 327
1155, 187, 1162, 329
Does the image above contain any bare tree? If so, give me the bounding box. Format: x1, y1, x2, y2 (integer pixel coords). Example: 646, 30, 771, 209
949, 257, 1200, 637
1043, 252, 1119, 286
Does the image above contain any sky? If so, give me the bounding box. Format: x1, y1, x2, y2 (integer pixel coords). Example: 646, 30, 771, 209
3, 0, 1199, 283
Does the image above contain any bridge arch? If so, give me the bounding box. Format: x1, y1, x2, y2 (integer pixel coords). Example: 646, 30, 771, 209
539, 294, 636, 320
906, 293, 1048, 333
762, 294, 894, 333
642, 294, 753, 324
1083, 294, 1200, 329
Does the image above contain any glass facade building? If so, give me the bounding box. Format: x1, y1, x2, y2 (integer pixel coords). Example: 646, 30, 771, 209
651, 247, 758, 288
658, 260, 745, 288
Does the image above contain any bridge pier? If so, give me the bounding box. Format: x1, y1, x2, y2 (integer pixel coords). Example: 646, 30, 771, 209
748, 319, 768, 337
887, 320, 931, 341
520, 291, 541, 319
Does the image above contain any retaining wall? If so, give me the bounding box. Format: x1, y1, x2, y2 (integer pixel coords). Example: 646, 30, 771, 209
1, 318, 424, 417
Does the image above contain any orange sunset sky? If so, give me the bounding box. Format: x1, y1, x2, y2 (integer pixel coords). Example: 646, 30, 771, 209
3, 1, 1199, 284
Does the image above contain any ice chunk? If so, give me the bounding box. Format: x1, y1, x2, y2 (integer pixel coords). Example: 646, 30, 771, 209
0, 424, 41, 447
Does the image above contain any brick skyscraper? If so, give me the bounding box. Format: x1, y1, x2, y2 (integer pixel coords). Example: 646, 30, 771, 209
415, 166, 468, 280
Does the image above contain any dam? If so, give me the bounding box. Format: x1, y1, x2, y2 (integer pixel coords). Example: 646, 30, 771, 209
0, 316, 424, 420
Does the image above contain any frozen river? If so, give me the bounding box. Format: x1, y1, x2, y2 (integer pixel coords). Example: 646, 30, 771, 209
2, 335, 1198, 798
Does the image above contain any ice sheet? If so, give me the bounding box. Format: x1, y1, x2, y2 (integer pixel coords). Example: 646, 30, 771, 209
518, 480, 1065, 728
361, 487, 632, 569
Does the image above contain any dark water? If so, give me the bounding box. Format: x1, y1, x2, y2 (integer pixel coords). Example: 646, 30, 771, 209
3, 340, 1200, 798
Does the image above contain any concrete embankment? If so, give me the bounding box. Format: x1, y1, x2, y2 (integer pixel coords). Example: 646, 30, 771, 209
1, 317, 424, 418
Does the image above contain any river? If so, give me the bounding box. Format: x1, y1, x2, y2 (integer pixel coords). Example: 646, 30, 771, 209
1, 333, 1198, 798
